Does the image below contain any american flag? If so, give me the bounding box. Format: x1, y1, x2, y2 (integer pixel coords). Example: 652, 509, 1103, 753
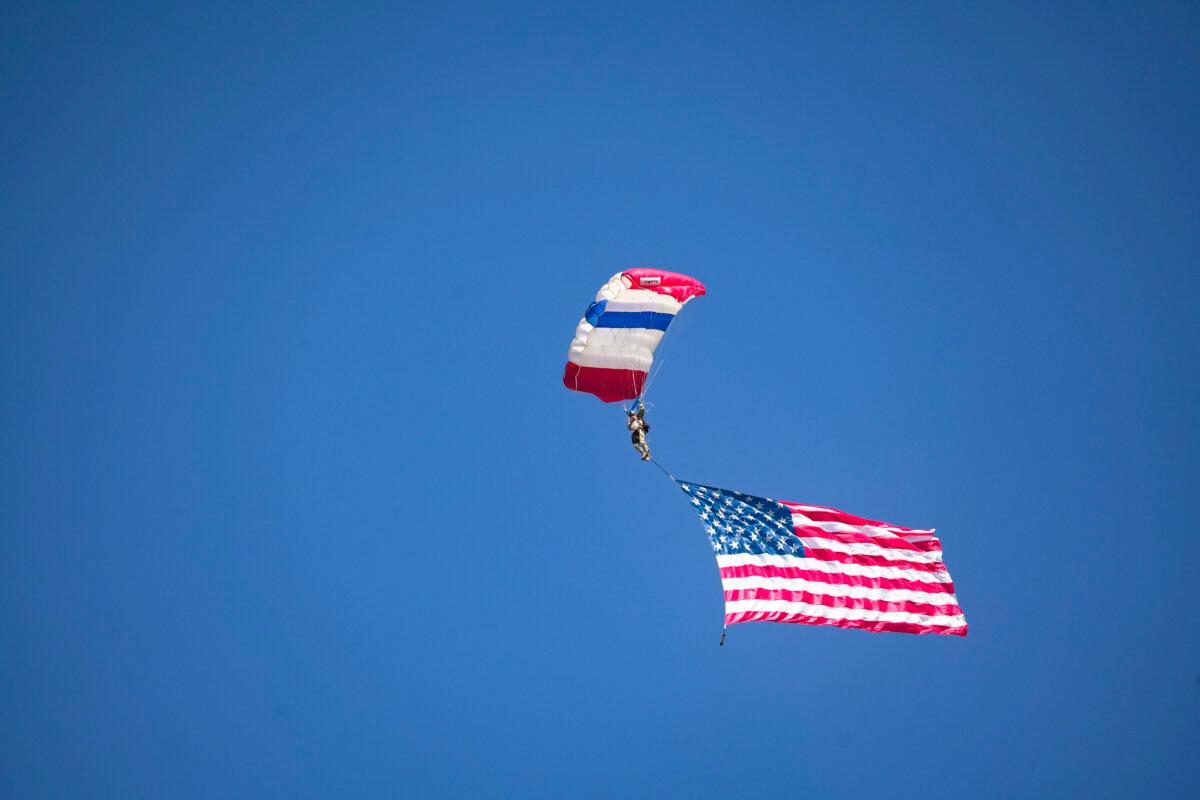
678, 481, 967, 636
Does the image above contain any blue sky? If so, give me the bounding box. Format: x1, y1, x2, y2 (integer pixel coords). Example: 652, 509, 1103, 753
3, 2, 1198, 797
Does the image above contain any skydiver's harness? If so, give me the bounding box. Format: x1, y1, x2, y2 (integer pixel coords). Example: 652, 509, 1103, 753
627, 404, 652, 460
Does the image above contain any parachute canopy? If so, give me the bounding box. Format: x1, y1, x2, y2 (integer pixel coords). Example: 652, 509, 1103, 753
562, 268, 706, 403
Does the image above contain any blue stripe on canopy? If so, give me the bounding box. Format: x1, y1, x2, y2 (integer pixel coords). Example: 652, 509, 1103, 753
584, 300, 607, 326
592, 310, 674, 331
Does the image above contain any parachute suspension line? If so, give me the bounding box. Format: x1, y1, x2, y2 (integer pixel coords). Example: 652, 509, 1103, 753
638, 310, 683, 404
648, 456, 676, 483
633, 324, 642, 402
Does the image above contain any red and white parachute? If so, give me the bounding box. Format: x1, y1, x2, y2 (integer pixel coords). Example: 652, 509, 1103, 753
562, 268, 706, 404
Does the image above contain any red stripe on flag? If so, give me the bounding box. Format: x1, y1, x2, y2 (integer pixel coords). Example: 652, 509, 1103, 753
791, 525, 943, 553
780, 503, 927, 533
723, 588, 963, 618
803, 546, 951, 575
725, 610, 968, 636
719, 563, 955, 594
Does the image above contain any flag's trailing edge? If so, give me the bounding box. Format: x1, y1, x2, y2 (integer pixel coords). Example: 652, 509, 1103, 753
677, 481, 967, 636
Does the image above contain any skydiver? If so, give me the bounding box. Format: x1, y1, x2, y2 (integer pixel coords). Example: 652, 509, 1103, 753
627, 402, 651, 461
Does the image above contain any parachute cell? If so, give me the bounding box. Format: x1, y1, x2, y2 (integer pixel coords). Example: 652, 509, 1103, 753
562, 268, 706, 403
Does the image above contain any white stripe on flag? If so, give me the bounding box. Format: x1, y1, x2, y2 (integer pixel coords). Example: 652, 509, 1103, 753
723, 599, 967, 628
716, 553, 954, 586
794, 535, 945, 564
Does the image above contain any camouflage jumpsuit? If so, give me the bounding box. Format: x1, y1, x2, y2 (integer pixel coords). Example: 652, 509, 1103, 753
627, 406, 651, 461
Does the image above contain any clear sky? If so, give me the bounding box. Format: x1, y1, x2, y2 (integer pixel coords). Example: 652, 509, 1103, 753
3, 2, 1198, 797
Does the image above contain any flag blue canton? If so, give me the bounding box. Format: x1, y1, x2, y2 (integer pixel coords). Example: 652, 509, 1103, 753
677, 482, 805, 557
